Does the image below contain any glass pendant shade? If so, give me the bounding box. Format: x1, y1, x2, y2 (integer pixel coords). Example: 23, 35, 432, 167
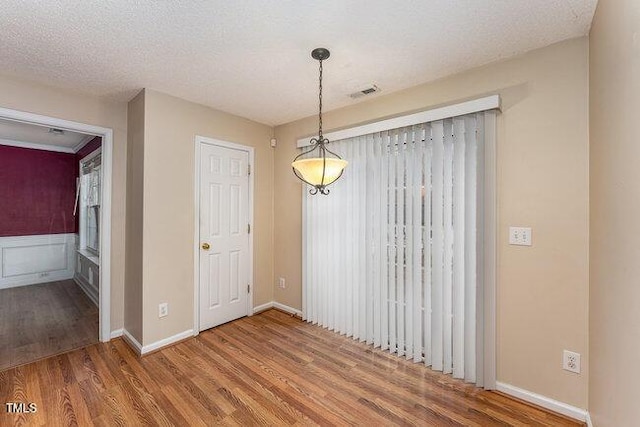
292, 157, 348, 187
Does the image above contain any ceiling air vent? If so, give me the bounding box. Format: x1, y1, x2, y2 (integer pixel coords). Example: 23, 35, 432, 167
349, 85, 380, 99
48, 128, 65, 135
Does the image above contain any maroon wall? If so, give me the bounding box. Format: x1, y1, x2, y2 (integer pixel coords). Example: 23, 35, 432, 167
76, 136, 102, 159
0, 145, 78, 237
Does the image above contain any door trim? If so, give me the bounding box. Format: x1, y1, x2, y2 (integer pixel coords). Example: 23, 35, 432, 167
193, 135, 255, 335
0, 106, 113, 343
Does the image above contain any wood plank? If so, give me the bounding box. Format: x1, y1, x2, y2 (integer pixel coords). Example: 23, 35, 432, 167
0, 310, 585, 426
0, 280, 98, 372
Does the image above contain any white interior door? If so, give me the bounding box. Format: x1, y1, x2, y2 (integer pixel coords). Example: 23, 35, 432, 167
199, 143, 250, 331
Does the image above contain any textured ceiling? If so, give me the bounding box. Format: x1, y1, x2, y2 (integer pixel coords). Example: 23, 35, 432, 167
0, 118, 89, 149
0, 1, 597, 125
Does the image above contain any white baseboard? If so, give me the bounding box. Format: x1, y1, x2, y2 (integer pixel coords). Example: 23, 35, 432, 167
253, 301, 302, 317
110, 328, 123, 339
496, 381, 589, 423
273, 302, 302, 317
73, 276, 98, 306
585, 412, 593, 427
122, 303, 300, 356
122, 328, 194, 356
123, 329, 143, 355
0, 271, 75, 289
142, 329, 193, 354
253, 301, 274, 313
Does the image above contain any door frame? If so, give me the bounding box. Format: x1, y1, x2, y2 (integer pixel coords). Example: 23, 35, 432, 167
193, 135, 255, 335
0, 106, 113, 343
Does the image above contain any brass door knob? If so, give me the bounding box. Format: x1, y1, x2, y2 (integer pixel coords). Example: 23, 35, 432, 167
201, 243, 210, 250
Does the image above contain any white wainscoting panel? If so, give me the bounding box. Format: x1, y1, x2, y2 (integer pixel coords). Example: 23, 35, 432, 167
0, 233, 76, 289
74, 250, 99, 306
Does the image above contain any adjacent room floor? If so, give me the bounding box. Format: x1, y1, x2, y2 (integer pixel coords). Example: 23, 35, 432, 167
0, 279, 98, 371
0, 309, 581, 426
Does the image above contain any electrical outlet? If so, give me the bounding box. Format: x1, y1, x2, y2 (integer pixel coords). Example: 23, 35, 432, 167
159, 303, 169, 318
278, 277, 286, 289
563, 350, 581, 374
509, 226, 532, 246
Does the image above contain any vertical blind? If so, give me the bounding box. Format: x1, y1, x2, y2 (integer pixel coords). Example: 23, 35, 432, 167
302, 112, 486, 384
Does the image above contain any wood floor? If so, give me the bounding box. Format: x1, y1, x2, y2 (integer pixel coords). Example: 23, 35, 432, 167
0, 309, 582, 426
0, 280, 98, 372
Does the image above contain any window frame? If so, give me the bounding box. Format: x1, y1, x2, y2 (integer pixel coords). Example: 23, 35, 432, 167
79, 147, 102, 257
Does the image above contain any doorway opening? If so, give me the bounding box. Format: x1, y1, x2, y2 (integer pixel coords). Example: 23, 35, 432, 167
0, 107, 113, 371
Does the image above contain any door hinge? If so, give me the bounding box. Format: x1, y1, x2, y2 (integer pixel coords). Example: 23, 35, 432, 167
247, 223, 251, 234
248, 164, 251, 176
247, 284, 250, 294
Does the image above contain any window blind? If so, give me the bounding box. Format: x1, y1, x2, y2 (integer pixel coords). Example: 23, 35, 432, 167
302, 112, 488, 384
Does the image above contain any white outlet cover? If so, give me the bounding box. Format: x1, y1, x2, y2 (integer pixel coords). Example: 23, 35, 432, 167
563, 350, 581, 374
509, 226, 532, 246
159, 303, 169, 318
278, 277, 286, 289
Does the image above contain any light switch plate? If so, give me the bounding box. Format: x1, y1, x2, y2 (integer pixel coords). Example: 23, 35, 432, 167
509, 226, 532, 246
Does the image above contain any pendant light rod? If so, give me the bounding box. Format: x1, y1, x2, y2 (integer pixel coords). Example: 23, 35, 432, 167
311, 48, 329, 139
292, 47, 347, 195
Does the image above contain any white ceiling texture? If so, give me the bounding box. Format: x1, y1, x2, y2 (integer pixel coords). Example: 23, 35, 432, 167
0, 118, 92, 152
0, 1, 597, 126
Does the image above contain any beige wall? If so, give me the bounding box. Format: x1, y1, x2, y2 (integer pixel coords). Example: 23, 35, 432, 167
125, 90, 145, 342
139, 90, 274, 345
589, 0, 640, 424
274, 38, 590, 408
0, 73, 128, 333
0, 29, 601, 415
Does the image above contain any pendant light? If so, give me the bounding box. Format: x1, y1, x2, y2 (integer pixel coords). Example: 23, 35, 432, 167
292, 48, 347, 195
